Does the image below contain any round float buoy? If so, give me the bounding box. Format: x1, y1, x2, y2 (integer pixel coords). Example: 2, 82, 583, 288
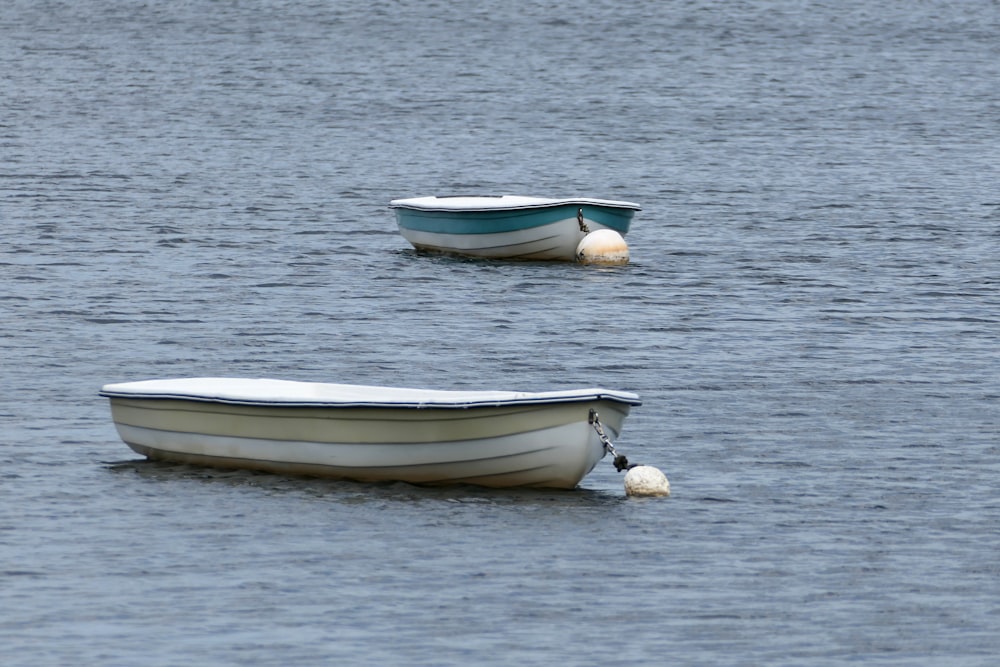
575, 229, 629, 265
623, 465, 671, 497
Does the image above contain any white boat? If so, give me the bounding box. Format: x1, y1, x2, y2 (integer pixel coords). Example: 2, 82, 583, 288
389, 195, 640, 261
99, 378, 641, 489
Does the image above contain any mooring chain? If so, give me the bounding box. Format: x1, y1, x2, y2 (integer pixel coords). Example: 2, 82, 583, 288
577, 207, 590, 234
589, 409, 630, 472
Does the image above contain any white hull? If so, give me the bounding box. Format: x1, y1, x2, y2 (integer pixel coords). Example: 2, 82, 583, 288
398, 217, 612, 260
101, 378, 640, 489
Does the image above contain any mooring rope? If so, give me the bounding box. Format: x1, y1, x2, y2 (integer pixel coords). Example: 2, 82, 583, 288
589, 409, 630, 472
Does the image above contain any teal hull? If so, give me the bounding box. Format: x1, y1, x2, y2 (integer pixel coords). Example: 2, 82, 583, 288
394, 202, 635, 235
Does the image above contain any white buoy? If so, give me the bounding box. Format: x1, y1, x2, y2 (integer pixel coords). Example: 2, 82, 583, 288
575, 229, 629, 265
623, 465, 671, 497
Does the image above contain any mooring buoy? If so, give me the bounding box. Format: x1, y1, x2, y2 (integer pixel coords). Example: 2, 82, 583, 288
576, 229, 629, 265
623, 465, 671, 497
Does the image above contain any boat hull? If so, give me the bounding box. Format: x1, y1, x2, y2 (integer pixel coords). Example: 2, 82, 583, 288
390, 196, 640, 261
100, 379, 640, 489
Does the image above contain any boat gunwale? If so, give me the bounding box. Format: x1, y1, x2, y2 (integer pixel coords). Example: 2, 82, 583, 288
99, 379, 642, 409
388, 195, 641, 213
100, 391, 642, 409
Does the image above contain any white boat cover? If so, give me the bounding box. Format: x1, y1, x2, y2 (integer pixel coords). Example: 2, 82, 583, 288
100, 378, 642, 408
388, 195, 641, 212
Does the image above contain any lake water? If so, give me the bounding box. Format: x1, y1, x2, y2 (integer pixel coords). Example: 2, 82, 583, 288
2, 0, 999, 664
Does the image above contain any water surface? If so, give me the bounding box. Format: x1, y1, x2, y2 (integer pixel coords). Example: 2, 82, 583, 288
2, 1, 999, 664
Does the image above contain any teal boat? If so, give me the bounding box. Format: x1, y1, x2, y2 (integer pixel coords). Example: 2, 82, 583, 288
390, 195, 640, 261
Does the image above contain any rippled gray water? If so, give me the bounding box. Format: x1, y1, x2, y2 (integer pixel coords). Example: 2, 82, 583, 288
3, 1, 999, 664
